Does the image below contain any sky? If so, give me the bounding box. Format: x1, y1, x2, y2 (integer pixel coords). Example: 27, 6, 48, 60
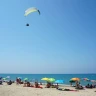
0, 0, 96, 74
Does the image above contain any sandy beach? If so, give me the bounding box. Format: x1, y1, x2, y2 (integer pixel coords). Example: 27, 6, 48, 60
0, 83, 96, 96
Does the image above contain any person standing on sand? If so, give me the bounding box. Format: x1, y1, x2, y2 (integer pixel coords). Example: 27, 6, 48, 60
76, 81, 79, 88
70, 82, 72, 86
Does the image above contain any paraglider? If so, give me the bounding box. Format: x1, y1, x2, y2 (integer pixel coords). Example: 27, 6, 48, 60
24, 7, 40, 26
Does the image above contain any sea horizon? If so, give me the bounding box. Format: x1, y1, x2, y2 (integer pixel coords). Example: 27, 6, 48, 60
0, 73, 96, 74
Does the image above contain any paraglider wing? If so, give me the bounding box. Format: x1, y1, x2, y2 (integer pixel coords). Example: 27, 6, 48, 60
24, 7, 40, 16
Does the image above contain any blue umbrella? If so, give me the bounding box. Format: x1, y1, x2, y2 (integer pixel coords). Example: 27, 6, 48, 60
6, 76, 10, 79
55, 80, 64, 84
0, 77, 2, 80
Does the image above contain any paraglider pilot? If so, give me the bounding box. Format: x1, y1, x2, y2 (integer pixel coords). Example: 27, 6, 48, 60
26, 23, 29, 26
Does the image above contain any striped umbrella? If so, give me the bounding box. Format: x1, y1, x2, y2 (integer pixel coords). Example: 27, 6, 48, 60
71, 78, 80, 81
82, 78, 90, 81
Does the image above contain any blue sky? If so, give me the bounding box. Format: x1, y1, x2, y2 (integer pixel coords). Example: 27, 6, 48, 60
0, 0, 96, 74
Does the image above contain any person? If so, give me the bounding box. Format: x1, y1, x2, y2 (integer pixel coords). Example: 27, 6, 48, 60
90, 84, 93, 88
92, 84, 95, 88
34, 82, 43, 88
75, 81, 79, 88
40, 82, 42, 85
86, 84, 90, 88
35, 82, 39, 88
75, 82, 83, 89
79, 85, 83, 89
16, 78, 19, 85
7, 80, 12, 85
46, 82, 51, 88
86, 84, 94, 88
27, 82, 33, 87
26, 23, 29, 26
70, 82, 72, 86
54, 83, 59, 89
0, 80, 2, 85
18, 78, 21, 84
57, 87, 78, 91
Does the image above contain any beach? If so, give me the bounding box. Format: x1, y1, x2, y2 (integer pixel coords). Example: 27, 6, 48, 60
0, 83, 96, 96
1, 74, 96, 85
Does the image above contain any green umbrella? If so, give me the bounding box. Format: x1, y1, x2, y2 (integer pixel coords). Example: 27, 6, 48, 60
3, 78, 6, 80
69, 80, 76, 83
24, 78, 28, 81
48, 78, 55, 82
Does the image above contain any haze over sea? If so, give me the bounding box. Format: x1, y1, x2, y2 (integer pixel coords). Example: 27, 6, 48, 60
0, 74, 96, 85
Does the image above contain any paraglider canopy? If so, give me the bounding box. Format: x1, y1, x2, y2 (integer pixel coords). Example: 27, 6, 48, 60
24, 7, 40, 16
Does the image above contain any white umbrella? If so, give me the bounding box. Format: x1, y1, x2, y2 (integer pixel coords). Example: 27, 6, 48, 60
6, 76, 10, 79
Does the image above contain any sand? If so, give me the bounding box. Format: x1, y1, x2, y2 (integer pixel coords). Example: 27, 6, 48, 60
0, 83, 96, 96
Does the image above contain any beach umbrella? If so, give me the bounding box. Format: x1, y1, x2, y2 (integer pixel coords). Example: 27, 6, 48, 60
6, 76, 10, 79
71, 78, 80, 81
24, 78, 28, 81
41, 77, 49, 85
82, 78, 90, 81
2, 78, 8, 82
41, 77, 49, 81
69, 80, 76, 83
55, 80, 64, 84
91, 80, 96, 83
0, 77, 2, 80
48, 78, 55, 83
3, 78, 6, 80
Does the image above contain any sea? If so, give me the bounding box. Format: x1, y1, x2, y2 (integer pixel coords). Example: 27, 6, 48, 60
0, 74, 96, 85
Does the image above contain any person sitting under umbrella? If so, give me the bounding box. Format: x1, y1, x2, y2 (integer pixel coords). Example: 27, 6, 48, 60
34, 82, 43, 88
86, 84, 95, 88
45, 82, 51, 88
75, 82, 83, 89
7, 80, 12, 85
